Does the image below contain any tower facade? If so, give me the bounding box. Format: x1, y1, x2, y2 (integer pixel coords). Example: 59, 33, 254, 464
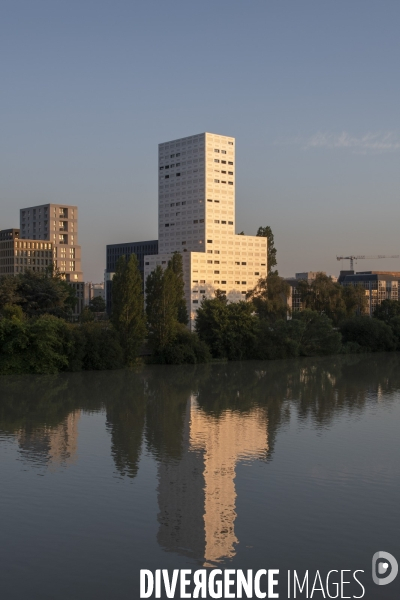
144, 133, 267, 327
19, 203, 82, 281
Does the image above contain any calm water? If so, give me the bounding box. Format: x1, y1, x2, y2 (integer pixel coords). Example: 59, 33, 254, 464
1, 355, 400, 599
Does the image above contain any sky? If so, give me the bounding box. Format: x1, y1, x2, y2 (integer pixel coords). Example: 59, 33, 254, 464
1, 0, 400, 281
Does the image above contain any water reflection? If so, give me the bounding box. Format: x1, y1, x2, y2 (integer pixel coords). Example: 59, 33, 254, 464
1, 354, 400, 564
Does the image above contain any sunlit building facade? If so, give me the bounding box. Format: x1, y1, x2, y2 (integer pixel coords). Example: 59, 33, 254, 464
144, 133, 268, 328
339, 270, 400, 316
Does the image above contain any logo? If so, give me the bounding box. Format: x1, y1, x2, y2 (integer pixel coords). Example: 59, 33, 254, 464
372, 551, 398, 586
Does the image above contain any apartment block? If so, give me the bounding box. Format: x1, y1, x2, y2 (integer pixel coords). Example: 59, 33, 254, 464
144, 133, 267, 327
0, 229, 53, 276
19, 204, 82, 282
105, 240, 158, 313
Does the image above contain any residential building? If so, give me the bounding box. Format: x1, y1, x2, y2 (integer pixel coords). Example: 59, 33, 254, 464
144, 133, 267, 328
339, 270, 400, 315
0, 228, 53, 276
19, 204, 83, 282
105, 240, 158, 314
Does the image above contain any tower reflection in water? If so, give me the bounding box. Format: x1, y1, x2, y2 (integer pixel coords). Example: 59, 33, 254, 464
157, 397, 268, 565
17, 411, 81, 470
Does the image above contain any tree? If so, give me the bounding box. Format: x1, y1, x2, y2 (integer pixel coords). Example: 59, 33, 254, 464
167, 253, 189, 325
111, 254, 146, 365
340, 316, 396, 352
79, 306, 95, 323
145, 265, 178, 352
88, 295, 106, 313
373, 299, 400, 324
297, 273, 346, 325
291, 310, 342, 356
342, 283, 368, 317
247, 272, 290, 321
256, 226, 277, 274
195, 296, 257, 360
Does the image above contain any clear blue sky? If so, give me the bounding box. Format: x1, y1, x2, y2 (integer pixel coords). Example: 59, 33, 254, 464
1, 0, 399, 280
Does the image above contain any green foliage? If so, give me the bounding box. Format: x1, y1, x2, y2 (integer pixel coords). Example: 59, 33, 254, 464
254, 319, 300, 360
256, 225, 277, 274
111, 254, 146, 365
195, 296, 258, 360
248, 272, 290, 321
373, 299, 400, 324
0, 270, 76, 318
168, 253, 189, 325
340, 316, 396, 353
1, 304, 24, 321
79, 323, 124, 371
0, 315, 70, 375
291, 310, 342, 356
155, 324, 211, 364
79, 306, 95, 323
146, 265, 179, 351
297, 273, 367, 325
88, 295, 106, 313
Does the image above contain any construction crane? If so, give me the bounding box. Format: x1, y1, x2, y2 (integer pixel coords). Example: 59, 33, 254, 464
336, 255, 399, 270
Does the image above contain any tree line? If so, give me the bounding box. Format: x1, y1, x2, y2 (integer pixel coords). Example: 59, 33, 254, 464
1, 231, 400, 374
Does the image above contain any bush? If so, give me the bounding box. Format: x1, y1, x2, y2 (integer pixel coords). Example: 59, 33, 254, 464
155, 325, 211, 364
80, 323, 124, 371
255, 319, 300, 360
340, 316, 396, 352
292, 310, 342, 356
0, 314, 70, 374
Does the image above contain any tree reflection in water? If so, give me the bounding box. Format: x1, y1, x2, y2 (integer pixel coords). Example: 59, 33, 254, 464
0, 353, 399, 562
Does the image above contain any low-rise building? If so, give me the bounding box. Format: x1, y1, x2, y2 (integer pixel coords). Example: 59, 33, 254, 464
285, 272, 327, 313
0, 229, 53, 276
338, 270, 400, 316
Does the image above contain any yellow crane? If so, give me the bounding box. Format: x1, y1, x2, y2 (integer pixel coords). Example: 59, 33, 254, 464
336, 255, 399, 270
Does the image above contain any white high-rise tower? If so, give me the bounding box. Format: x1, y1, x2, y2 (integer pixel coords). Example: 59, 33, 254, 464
144, 133, 267, 327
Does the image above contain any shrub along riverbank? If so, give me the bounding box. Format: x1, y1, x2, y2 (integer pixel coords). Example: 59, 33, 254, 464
1, 261, 400, 375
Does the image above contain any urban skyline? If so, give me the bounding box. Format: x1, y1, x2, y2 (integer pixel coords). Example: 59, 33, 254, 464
1, 2, 400, 282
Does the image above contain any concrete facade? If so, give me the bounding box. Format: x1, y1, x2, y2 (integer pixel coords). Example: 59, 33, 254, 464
19, 204, 83, 282
144, 133, 267, 327
0, 229, 53, 276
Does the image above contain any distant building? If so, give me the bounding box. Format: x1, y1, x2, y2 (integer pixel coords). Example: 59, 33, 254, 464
84, 282, 105, 306
0, 228, 53, 276
339, 270, 400, 316
19, 203, 83, 282
105, 240, 158, 314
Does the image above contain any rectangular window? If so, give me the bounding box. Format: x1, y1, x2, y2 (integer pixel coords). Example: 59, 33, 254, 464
214, 179, 220, 183
214, 261, 220, 264
214, 270, 220, 274
228, 221, 233, 225
228, 161, 233, 165
241, 262, 247, 265
170, 154, 175, 158
165, 175, 169, 179
214, 149, 220, 153
242, 281, 247, 284
176, 153, 181, 157
193, 300, 198, 304
207, 199, 212, 202
200, 289, 205, 293
255, 272, 260, 276
160, 167, 164, 170
228, 141, 233, 145
214, 220, 220, 223
221, 150, 226, 154
176, 173, 180, 177
235, 261, 240, 265
214, 159, 220, 163
207, 240, 212, 243
221, 160, 226, 164
165, 224, 169, 227
207, 260, 212, 264
193, 219, 198, 224
228, 182, 233, 185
